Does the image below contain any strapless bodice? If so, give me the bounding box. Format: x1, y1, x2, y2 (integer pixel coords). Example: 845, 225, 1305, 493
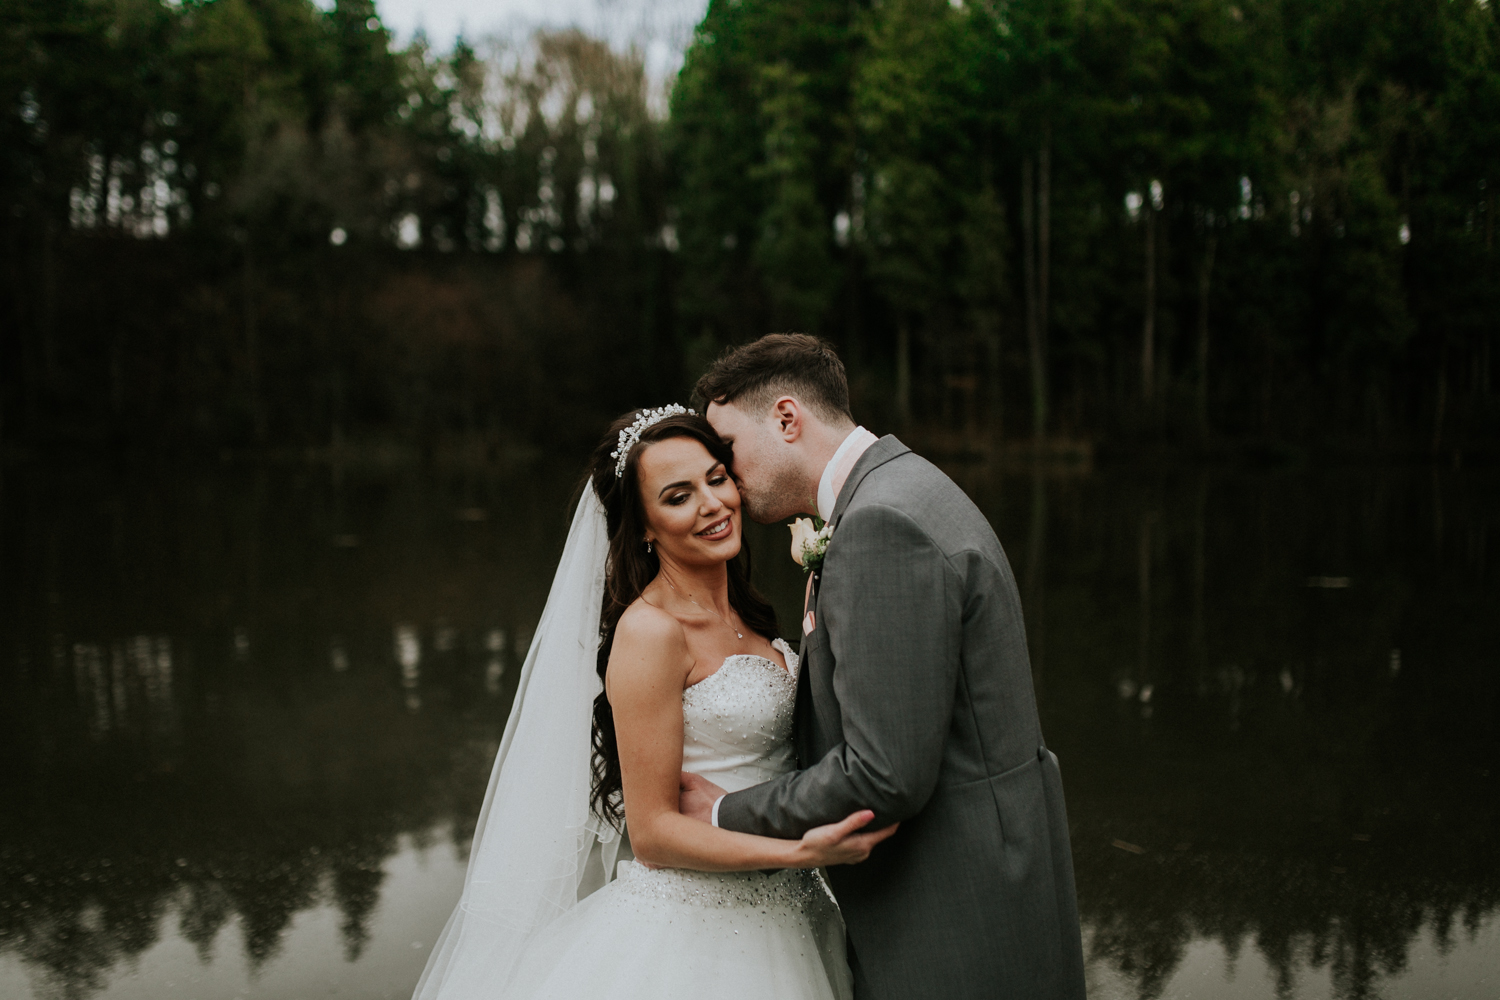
507, 630, 846, 997
680, 639, 799, 794
581, 637, 838, 971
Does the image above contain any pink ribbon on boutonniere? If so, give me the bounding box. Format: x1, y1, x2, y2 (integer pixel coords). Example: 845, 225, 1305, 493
802, 573, 816, 634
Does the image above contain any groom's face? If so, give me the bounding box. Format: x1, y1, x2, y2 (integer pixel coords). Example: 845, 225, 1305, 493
706, 400, 806, 524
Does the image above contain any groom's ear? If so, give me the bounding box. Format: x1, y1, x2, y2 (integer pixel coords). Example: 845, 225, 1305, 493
772, 397, 804, 442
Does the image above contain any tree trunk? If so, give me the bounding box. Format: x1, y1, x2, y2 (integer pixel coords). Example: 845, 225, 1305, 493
1141, 200, 1157, 403
42, 219, 58, 385
331, 367, 346, 454
110, 333, 124, 416
986, 318, 1003, 438
895, 320, 911, 429
1137, 509, 1152, 691
1487, 190, 1494, 254
1261, 332, 1274, 434
1191, 474, 1207, 691
244, 238, 266, 445
846, 240, 863, 374
1482, 334, 1492, 397
1021, 156, 1048, 442
1024, 471, 1047, 678
1196, 232, 1217, 439
847, 172, 864, 376
1487, 192, 1495, 398
1038, 132, 1051, 401
1432, 346, 1447, 454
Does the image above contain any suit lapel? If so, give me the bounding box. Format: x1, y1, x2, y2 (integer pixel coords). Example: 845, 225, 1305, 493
793, 634, 815, 765
829, 435, 910, 528
793, 435, 909, 765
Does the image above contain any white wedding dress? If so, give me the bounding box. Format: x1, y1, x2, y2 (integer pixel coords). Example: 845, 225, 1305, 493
501, 640, 852, 999
413, 494, 849, 1000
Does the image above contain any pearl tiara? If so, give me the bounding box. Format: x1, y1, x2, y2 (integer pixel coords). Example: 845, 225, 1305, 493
610, 404, 696, 478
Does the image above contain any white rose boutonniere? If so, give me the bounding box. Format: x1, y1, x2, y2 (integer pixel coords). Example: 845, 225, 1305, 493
789, 516, 834, 576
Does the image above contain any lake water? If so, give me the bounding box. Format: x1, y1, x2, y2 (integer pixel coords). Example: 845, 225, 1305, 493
2, 456, 1495, 1000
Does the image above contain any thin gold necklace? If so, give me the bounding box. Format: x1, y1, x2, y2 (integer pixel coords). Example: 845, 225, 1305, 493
663, 574, 744, 640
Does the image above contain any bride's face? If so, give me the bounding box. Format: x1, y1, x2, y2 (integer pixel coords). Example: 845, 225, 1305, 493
635, 437, 742, 566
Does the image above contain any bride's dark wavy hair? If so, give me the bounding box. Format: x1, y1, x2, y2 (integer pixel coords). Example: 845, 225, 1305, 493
585, 408, 779, 829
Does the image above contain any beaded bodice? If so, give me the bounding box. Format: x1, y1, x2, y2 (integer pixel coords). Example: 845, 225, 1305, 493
680, 639, 799, 795
613, 639, 827, 913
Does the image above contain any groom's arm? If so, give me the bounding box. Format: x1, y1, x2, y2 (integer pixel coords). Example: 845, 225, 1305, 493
717, 503, 961, 839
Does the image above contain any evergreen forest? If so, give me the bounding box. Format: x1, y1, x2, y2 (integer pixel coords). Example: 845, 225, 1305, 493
3, 0, 1497, 458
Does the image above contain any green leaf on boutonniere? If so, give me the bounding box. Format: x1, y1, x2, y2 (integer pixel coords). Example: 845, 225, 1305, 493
789, 516, 834, 576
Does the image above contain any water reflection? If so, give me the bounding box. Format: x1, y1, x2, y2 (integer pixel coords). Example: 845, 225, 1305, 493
951, 464, 1500, 999
0, 460, 1495, 999
0, 461, 572, 999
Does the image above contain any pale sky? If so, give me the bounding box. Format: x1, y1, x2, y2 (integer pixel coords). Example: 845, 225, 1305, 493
358, 0, 706, 87
372, 0, 704, 50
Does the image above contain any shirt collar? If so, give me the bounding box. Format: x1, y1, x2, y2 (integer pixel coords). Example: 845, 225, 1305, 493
817, 426, 877, 522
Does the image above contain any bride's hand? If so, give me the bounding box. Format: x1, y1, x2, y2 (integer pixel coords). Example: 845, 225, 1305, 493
797, 810, 899, 867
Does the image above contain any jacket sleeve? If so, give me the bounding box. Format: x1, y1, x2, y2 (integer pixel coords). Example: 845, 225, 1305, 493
717, 502, 962, 838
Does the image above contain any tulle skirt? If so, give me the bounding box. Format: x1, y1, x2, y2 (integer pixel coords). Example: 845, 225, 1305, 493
501, 861, 853, 999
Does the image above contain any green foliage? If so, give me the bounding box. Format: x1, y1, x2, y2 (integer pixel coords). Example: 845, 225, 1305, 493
1, 0, 1497, 453
669, 0, 860, 342
0, 0, 670, 452
752, 60, 839, 329
857, 0, 976, 316
669, 0, 1499, 449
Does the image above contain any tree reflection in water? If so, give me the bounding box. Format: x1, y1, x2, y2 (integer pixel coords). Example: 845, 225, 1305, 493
1, 460, 1496, 1000
0, 461, 574, 998
952, 464, 1500, 999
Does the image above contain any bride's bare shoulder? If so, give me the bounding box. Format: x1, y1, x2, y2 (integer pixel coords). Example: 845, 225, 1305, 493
609, 600, 692, 683
617, 597, 683, 643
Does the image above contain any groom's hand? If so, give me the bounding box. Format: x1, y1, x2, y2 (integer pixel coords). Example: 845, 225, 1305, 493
679, 771, 727, 823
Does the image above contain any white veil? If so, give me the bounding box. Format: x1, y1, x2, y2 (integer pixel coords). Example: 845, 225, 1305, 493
414, 488, 624, 999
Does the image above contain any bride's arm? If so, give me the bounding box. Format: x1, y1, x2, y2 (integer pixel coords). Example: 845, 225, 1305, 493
606, 607, 892, 872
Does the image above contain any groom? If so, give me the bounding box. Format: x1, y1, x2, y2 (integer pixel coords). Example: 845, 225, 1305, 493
681, 334, 1087, 999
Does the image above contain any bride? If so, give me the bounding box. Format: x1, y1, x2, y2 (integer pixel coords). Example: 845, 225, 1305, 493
414, 406, 895, 1000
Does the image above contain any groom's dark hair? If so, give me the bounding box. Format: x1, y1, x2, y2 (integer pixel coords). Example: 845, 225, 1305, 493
694, 333, 854, 424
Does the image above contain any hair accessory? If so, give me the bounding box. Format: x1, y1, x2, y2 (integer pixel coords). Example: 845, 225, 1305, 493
610, 404, 696, 478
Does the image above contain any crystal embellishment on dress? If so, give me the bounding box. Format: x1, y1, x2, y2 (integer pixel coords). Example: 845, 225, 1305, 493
614, 862, 827, 913
619, 643, 823, 912
491, 634, 852, 1000
683, 654, 797, 749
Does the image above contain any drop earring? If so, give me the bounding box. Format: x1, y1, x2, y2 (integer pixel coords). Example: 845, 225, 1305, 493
645, 539, 653, 554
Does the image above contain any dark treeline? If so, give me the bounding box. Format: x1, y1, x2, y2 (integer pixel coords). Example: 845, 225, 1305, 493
3, 0, 1497, 456
2, 0, 675, 455
673, 0, 1500, 452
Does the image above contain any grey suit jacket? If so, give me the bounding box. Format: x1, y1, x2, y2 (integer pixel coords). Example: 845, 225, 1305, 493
718, 436, 1087, 1000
